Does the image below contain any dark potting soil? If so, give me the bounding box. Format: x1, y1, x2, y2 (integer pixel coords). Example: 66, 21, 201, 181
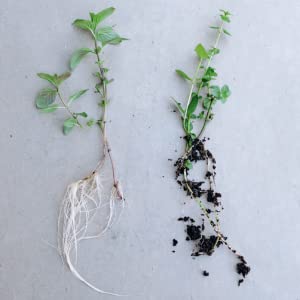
172, 239, 178, 247
186, 225, 201, 240
236, 261, 251, 278
178, 216, 196, 223
238, 279, 244, 286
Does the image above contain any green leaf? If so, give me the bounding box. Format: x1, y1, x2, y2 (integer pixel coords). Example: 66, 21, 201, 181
205, 67, 217, 78
223, 29, 231, 36
40, 104, 59, 113
184, 118, 193, 133
75, 112, 88, 118
73, 19, 94, 32
90, 7, 115, 27
194, 44, 209, 59
221, 15, 230, 23
203, 97, 211, 110
172, 99, 185, 117
63, 118, 77, 135
184, 160, 193, 170
210, 26, 220, 30
56, 72, 71, 86
99, 100, 107, 107
87, 118, 95, 127
210, 86, 221, 99
198, 111, 205, 119
68, 89, 88, 105
187, 93, 198, 116
208, 47, 220, 57
70, 48, 93, 70
36, 88, 57, 109
37, 72, 70, 87
175, 69, 191, 81
220, 85, 231, 102
96, 26, 126, 46
220, 9, 231, 15
37, 73, 57, 87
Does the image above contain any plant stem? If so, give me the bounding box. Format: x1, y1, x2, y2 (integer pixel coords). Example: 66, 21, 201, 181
57, 90, 82, 127
195, 21, 224, 139
93, 39, 122, 199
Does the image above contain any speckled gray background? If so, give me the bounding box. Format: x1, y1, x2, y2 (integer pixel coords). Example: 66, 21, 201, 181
1, 0, 300, 299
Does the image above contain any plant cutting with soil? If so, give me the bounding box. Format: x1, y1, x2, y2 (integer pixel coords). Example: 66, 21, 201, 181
172, 10, 250, 285
35, 7, 126, 295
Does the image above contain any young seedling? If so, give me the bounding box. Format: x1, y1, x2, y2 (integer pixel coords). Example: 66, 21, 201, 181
35, 7, 126, 295
173, 10, 250, 285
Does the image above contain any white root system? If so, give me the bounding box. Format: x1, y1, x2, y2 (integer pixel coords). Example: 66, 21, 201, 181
58, 163, 125, 296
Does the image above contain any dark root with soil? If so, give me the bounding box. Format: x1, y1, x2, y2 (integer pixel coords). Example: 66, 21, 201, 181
175, 138, 250, 285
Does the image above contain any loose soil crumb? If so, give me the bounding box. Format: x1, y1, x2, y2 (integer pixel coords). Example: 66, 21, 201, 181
236, 261, 251, 278
186, 225, 201, 240
172, 239, 178, 247
202, 270, 209, 277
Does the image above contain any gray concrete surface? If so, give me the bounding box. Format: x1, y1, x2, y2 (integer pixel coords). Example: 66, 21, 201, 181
1, 0, 300, 299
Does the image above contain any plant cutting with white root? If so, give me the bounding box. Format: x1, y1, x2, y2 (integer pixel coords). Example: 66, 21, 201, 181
35, 7, 127, 295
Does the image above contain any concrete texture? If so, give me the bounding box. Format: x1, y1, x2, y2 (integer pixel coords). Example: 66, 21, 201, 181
0, 0, 300, 299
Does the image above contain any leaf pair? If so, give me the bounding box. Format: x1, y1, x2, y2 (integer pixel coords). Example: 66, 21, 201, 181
37, 72, 71, 88
73, 7, 115, 34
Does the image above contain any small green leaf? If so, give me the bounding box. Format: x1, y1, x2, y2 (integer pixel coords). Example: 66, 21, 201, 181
63, 118, 77, 135
187, 93, 198, 116
90, 7, 115, 27
220, 9, 231, 15
87, 118, 95, 127
56, 72, 71, 86
203, 97, 212, 110
73, 19, 94, 32
175, 69, 191, 81
220, 85, 231, 102
221, 15, 230, 23
210, 26, 220, 30
210, 86, 221, 99
99, 100, 107, 107
205, 67, 217, 78
40, 104, 59, 113
68, 89, 88, 104
198, 111, 205, 119
184, 118, 193, 133
184, 160, 193, 170
208, 47, 220, 57
75, 112, 88, 118
36, 88, 57, 109
223, 29, 231, 36
37, 73, 57, 87
172, 99, 185, 117
195, 44, 209, 59
96, 26, 127, 46
70, 48, 93, 70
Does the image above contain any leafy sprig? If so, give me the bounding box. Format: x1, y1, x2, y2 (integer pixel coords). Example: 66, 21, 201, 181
35, 7, 126, 136
174, 10, 232, 146
36, 72, 88, 132
70, 7, 127, 134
